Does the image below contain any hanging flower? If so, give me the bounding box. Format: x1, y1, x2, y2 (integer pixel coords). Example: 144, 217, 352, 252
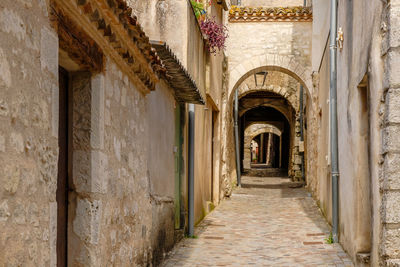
200, 17, 229, 55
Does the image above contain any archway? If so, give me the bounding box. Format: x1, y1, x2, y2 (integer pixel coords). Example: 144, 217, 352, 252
221, 65, 309, 184
228, 54, 312, 99
243, 123, 283, 170
250, 133, 281, 168
239, 102, 293, 175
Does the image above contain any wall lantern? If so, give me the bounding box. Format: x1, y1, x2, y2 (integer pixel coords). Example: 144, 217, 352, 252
254, 71, 268, 87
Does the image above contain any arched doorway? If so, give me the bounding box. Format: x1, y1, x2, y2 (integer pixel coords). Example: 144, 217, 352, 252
221, 67, 309, 183
239, 98, 294, 176
243, 123, 283, 169
250, 133, 281, 167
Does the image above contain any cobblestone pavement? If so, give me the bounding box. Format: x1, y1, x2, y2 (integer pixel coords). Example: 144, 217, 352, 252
162, 176, 354, 267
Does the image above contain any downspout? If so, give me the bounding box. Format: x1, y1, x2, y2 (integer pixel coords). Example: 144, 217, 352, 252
188, 104, 195, 237
300, 0, 306, 181
329, 0, 339, 243
300, 84, 305, 181
234, 89, 241, 186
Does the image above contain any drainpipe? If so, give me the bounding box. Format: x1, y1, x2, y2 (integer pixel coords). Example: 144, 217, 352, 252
188, 104, 195, 237
234, 89, 241, 186
329, 0, 339, 243
300, 85, 305, 181
299, 0, 307, 181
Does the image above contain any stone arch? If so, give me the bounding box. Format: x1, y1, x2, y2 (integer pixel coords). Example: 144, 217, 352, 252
223, 55, 310, 183
229, 54, 312, 101
245, 123, 282, 139
239, 103, 294, 123
243, 123, 283, 169
238, 85, 299, 113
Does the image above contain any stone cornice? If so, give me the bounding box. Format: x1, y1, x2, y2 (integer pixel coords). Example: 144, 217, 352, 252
229, 6, 312, 22
51, 0, 166, 93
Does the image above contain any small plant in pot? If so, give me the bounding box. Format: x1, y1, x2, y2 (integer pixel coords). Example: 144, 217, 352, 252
190, 0, 209, 21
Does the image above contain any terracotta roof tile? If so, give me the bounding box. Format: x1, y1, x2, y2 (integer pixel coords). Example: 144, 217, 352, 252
229, 6, 312, 22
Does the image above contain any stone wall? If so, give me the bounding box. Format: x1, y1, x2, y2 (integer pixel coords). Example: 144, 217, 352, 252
311, 0, 387, 265
226, 22, 312, 88
222, 18, 312, 185
66, 57, 177, 267
0, 1, 58, 265
381, 0, 400, 265
0, 0, 180, 265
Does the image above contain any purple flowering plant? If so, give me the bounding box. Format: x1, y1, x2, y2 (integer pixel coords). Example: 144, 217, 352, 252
200, 17, 229, 55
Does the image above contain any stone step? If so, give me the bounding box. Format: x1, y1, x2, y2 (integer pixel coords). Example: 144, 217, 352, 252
242, 168, 288, 177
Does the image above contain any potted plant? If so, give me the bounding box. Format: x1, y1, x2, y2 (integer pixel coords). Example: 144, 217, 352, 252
190, 0, 228, 55
200, 17, 229, 54
190, 0, 208, 21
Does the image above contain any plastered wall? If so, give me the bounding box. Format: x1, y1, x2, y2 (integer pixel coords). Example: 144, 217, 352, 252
310, 0, 386, 265
128, 0, 226, 226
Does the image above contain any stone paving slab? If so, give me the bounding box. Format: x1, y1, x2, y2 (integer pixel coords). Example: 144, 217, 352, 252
162, 176, 353, 267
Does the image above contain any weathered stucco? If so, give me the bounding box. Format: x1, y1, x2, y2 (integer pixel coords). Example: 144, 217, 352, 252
127, 0, 226, 229
310, 0, 390, 265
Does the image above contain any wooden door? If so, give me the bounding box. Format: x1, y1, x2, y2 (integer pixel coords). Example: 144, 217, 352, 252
57, 67, 69, 266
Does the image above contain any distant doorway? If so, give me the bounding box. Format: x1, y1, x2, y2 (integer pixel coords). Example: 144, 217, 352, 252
250, 133, 280, 168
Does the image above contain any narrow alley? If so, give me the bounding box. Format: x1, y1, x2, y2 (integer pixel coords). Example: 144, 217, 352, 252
162, 175, 353, 267
2, 0, 400, 266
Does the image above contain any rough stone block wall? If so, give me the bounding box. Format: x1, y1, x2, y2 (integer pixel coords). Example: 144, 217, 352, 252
0, 1, 58, 265
226, 21, 312, 78
238, 71, 300, 110
381, 0, 400, 264
0, 1, 179, 266
82, 61, 176, 266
